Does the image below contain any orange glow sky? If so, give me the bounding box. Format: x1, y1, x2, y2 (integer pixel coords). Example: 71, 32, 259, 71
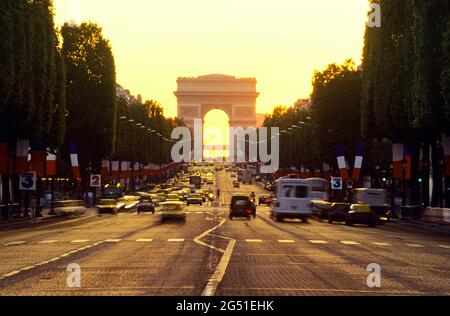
54, 0, 369, 119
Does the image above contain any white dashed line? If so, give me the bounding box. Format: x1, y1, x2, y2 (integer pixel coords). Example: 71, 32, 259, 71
245, 239, 263, 243
136, 239, 153, 242
438, 245, 450, 249
406, 244, 424, 248
340, 241, 360, 245
168, 239, 185, 242
372, 242, 391, 246
4, 241, 27, 246
309, 240, 328, 244
104, 239, 122, 243
70, 240, 90, 243
38, 240, 58, 244
278, 240, 295, 243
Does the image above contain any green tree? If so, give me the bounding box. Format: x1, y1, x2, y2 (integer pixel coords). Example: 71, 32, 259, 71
61, 22, 117, 175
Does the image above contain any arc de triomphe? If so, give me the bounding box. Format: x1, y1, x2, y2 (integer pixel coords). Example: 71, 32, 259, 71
174, 74, 259, 131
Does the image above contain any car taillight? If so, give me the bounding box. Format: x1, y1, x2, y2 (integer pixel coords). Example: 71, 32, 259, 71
245, 210, 252, 214
267, 200, 272, 203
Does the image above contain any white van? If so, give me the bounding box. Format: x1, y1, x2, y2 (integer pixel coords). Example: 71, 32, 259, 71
271, 178, 313, 222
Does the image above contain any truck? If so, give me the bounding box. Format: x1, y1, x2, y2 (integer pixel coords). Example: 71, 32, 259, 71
190, 175, 202, 189
352, 188, 391, 223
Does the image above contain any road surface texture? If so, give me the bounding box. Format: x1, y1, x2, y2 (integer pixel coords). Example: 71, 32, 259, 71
0, 169, 449, 296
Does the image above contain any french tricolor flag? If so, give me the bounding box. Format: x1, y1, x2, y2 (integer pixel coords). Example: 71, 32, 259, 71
111, 161, 120, 180
403, 146, 412, 180
69, 143, 81, 180
336, 145, 349, 180
352, 146, 364, 181
46, 152, 57, 176
392, 143, 404, 179
101, 160, 110, 180
16, 139, 30, 174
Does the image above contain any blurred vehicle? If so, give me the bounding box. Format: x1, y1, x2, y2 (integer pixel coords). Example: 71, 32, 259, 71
271, 178, 312, 222
310, 200, 333, 220
190, 175, 202, 189
352, 188, 391, 223
345, 204, 377, 227
233, 180, 240, 188
137, 192, 155, 214
187, 194, 203, 206
157, 193, 167, 203
258, 194, 274, 206
97, 185, 140, 215
306, 178, 330, 201
328, 202, 351, 223
230, 194, 256, 220
206, 179, 214, 185
161, 201, 187, 222
196, 189, 207, 202
166, 193, 181, 202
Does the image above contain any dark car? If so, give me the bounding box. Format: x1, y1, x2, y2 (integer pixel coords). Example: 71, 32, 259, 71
311, 200, 333, 220
328, 203, 351, 223
233, 180, 240, 188
258, 194, 274, 206
230, 194, 256, 220
187, 194, 203, 206
329, 204, 377, 227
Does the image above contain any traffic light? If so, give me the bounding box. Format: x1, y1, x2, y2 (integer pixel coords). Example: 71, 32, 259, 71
418, 177, 423, 183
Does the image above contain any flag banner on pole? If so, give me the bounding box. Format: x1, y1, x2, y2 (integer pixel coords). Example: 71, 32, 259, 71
392, 143, 404, 179
31, 150, 46, 178
323, 163, 332, 180
15, 139, 29, 174
101, 160, 110, 180
442, 134, 450, 177
111, 161, 119, 180
0, 143, 8, 174
69, 143, 81, 180
403, 146, 412, 180
46, 152, 57, 176
121, 161, 129, 179
336, 145, 349, 180
352, 146, 364, 181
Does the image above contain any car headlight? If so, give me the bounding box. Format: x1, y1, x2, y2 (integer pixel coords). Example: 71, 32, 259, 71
349, 211, 356, 214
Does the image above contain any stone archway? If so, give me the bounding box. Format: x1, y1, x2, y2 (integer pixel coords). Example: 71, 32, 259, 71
174, 74, 259, 130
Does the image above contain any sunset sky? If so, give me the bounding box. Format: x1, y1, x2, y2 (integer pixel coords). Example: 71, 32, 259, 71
54, 0, 369, 119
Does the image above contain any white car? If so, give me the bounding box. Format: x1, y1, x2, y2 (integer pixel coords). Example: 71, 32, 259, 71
161, 201, 187, 222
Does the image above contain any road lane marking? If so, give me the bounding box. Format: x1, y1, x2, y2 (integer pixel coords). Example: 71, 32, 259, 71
38, 240, 58, 244
186, 212, 191, 214
278, 240, 295, 243
372, 242, 391, 246
245, 239, 263, 243
136, 239, 153, 242
202, 238, 236, 297
406, 244, 424, 248
4, 241, 27, 246
438, 244, 450, 249
168, 239, 185, 242
340, 241, 360, 245
70, 240, 90, 243
196, 212, 203, 214
0, 241, 104, 281
104, 239, 122, 243
309, 240, 328, 244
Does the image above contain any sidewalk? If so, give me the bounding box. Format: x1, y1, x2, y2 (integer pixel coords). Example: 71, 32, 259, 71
0, 205, 95, 227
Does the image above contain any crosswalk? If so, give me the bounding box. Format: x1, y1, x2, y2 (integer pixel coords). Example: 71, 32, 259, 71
1, 238, 448, 250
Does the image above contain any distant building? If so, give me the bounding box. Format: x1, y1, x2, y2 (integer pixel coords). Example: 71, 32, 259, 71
116, 84, 142, 105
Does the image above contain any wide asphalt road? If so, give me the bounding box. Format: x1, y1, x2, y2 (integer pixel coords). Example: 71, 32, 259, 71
0, 169, 449, 296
